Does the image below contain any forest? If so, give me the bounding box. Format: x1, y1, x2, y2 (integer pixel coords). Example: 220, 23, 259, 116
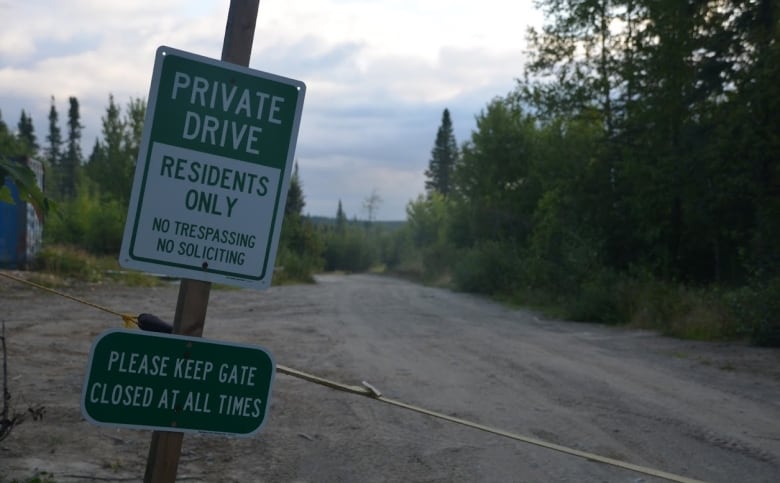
1, 0, 778, 345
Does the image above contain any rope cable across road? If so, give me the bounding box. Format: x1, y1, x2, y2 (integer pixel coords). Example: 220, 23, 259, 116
0, 271, 705, 483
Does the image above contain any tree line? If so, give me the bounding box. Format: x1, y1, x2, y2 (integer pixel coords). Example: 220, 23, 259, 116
401, 0, 779, 345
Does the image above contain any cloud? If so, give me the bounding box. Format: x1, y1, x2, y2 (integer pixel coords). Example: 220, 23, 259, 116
0, 0, 541, 219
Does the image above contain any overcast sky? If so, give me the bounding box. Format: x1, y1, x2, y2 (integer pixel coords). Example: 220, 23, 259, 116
0, 0, 543, 220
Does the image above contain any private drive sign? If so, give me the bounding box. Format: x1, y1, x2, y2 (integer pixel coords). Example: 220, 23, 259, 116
81, 329, 275, 436
119, 46, 305, 288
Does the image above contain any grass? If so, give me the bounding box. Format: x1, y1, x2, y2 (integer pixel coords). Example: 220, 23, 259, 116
33, 244, 163, 287
497, 275, 754, 344
1, 472, 56, 483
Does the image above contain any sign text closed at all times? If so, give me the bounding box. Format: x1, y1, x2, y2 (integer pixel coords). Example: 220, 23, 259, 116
81, 329, 275, 436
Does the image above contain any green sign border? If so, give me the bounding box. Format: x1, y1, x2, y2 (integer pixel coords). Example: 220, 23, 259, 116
81, 329, 276, 437
119, 46, 306, 288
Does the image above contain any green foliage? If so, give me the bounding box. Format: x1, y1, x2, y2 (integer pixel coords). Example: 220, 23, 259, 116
454, 93, 540, 244
322, 226, 378, 273
406, 193, 448, 247
16, 110, 38, 155
425, 108, 458, 196
0, 157, 55, 218
386, 1, 780, 345
285, 162, 305, 217
727, 277, 780, 347
563, 269, 629, 325
452, 241, 523, 295
84, 95, 145, 205
271, 165, 324, 284
43, 183, 125, 254
45, 97, 62, 192
60, 96, 83, 200
36, 244, 101, 281
2, 470, 56, 483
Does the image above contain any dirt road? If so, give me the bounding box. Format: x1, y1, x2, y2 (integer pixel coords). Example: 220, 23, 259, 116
1, 273, 779, 482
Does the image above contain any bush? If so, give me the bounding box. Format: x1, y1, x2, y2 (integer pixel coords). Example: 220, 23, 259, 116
623, 278, 738, 340
322, 228, 378, 273
35, 244, 100, 281
452, 241, 523, 295
728, 277, 780, 347
564, 269, 630, 324
273, 215, 324, 284
44, 186, 125, 254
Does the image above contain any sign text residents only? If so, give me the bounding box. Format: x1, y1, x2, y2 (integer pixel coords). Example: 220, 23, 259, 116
81, 329, 276, 436
119, 46, 306, 289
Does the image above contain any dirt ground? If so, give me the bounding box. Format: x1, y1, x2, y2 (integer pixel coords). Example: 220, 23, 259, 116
1, 272, 779, 482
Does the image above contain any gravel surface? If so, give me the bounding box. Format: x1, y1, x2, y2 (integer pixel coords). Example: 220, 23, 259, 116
1, 272, 779, 482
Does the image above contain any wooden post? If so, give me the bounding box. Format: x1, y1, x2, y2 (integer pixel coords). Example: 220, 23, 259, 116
143, 2, 260, 481
143, 280, 211, 482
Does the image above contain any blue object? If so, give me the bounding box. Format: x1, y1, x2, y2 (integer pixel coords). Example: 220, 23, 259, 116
0, 157, 44, 268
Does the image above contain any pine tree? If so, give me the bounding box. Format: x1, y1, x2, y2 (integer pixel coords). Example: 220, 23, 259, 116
0, 110, 25, 157
45, 97, 63, 197
17, 110, 38, 155
61, 96, 83, 199
425, 108, 458, 197
85, 94, 127, 200
336, 199, 347, 233
285, 162, 305, 217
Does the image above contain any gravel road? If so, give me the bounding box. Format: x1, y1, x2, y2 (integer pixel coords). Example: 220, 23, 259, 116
1, 273, 779, 482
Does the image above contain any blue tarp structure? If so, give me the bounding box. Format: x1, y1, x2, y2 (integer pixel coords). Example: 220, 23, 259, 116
0, 157, 44, 268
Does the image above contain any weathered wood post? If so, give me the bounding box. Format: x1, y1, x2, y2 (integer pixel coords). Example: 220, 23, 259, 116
143, 2, 260, 481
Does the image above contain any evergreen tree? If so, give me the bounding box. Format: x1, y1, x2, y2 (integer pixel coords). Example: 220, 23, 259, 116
425, 108, 458, 196
45, 96, 63, 197
0, 110, 18, 154
336, 199, 347, 234
285, 162, 305, 217
85, 94, 138, 202
17, 110, 38, 155
0, 110, 26, 158
1, 110, 51, 216
62, 96, 83, 199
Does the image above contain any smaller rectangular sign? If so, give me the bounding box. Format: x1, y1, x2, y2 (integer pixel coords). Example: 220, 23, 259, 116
81, 329, 275, 437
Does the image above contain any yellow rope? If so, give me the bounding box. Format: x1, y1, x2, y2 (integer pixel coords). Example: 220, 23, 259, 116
275, 364, 704, 483
0, 271, 705, 483
0, 272, 138, 328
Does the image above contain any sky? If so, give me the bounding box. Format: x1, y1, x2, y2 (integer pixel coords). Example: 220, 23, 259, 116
0, 0, 543, 220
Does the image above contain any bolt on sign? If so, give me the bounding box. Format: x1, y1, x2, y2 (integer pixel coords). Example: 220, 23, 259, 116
81, 329, 276, 436
119, 46, 306, 289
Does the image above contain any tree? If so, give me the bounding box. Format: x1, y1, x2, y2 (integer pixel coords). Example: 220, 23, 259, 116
0, 111, 23, 157
84, 95, 145, 203
425, 108, 458, 196
45, 97, 63, 198
16, 110, 38, 155
277, 161, 323, 281
362, 189, 382, 222
335, 199, 347, 234
285, 162, 305, 217
61, 97, 83, 200
453, 93, 540, 244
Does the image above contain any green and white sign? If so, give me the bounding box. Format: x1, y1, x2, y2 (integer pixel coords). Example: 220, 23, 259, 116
119, 46, 306, 289
81, 329, 275, 436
